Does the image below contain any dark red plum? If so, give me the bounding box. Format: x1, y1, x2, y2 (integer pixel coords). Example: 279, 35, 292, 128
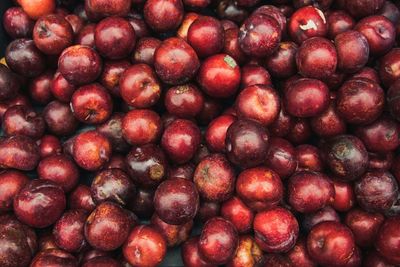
43, 101, 79, 136
378, 1, 400, 24
128, 188, 155, 219
99, 60, 131, 97
335, 30, 369, 73
350, 67, 380, 83
345, 0, 385, 18
375, 216, 400, 265
182, 236, 217, 267
151, 214, 192, 247
0, 135, 40, 171
122, 109, 162, 145
3, 105, 45, 139
336, 78, 384, 125
388, 79, 400, 121
194, 154, 236, 202
269, 105, 293, 137
223, 28, 246, 65
199, 217, 238, 265
14, 179, 66, 228
302, 206, 340, 232
50, 71, 76, 103
0, 64, 20, 101
363, 250, 396, 267
85, 201, 135, 251
227, 235, 263, 267
97, 113, 129, 153
75, 24, 95, 47
205, 114, 236, 153
240, 64, 272, 89
197, 201, 221, 223
221, 196, 254, 234
238, 13, 281, 57
354, 171, 398, 212
30, 249, 77, 267
265, 41, 298, 79
0, 170, 29, 212
68, 185, 96, 212
253, 207, 299, 253
82, 257, 121, 267
127, 16, 150, 39
65, 14, 84, 35
132, 37, 161, 66
3, 7, 34, 39
85, 0, 131, 20
165, 84, 205, 118
94, 17, 136, 60
332, 180, 355, 212
265, 137, 297, 179
225, 119, 269, 168
91, 168, 135, 206
286, 237, 316, 267
327, 11, 355, 39
310, 101, 347, 138
379, 48, 400, 88
286, 118, 312, 145
29, 70, 54, 105
295, 144, 323, 172
217, 0, 248, 24
126, 144, 168, 188
143, 0, 184, 33
37, 154, 79, 192
254, 5, 287, 33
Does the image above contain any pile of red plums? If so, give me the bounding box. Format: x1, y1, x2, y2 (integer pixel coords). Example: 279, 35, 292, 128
2, 0, 400, 266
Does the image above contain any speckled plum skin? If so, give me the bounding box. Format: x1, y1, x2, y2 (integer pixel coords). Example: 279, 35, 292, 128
375, 216, 400, 265
85, 0, 131, 20
143, 0, 184, 33
253, 207, 299, 253
221, 196, 254, 234
227, 235, 263, 267
154, 177, 199, 225
335, 30, 369, 73
150, 214, 193, 247
194, 153, 236, 202
0, 135, 40, 171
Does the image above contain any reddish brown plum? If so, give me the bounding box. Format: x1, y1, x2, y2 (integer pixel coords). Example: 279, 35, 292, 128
198, 54, 240, 98
128, 188, 155, 219
71, 83, 113, 125
295, 144, 323, 172
122, 109, 162, 145
354, 171, 398, 212
28, 71, 53, 105
37, 154, 79, 192
151, 214, 192, 247
302, 206, 340, 232
350, 67, 380, 83
127, 16, 150, 39
236, 84, 280, 126
226, 235, 263, 267
91, 169, 135, 206
30, 249, 77, 267
269, 105, 293, 137
161, 119, 201, 164
75, 24, 95, 47
327, 11, 355, 39
265, 137, 297, 179
345, 0, 385, 18
168, 163, 195, 180
0, 135, 40, 171
287, 119, 312, 144
100, 60, 131, 97
126, 144, 168, 188
375, 216, 400, 265
225, 119, 269, 168
196, 98, 223, 126
368, 151, 394, 171
335, 30, 369, 73
205, 114, 236, 153
68, 185, 96, 212
288, 171, 334, 213
0, 170, 29, 212
236, 167, 283, 211
288, 6, 328, 44
221, 196, 254, 233
177, 12, 200, 41
355, 116, 400, 153
103, 154, 129, 171
5, 38, 46, 78
388, 79, 400, 121
194, 154, 236, 202
323, 135, 368, 181
0, 64, 20, 102
3, 105, 45, 139
65, 14, 84, 35
354, 15, 395, 56
14, 179, 66, 228
344, 208, 384, 247
123, 225, 167, 267
182, 236, 216, 267
50, 71, 76, 103
73, 130, 112, 171
284, 78, 330, 118
165, 84, 204, 118
58, 45, 102, 85
199, 217, 238, 265
253, 5, 287, 34
33, 14, 73, 55
307, 221, 355, 266
97, 113, 129, 153
197, 201, 221, 223
94, 17, 136, 60
286, 237, 316, 267
253, 207, 299, 253
217, 0, 248, 24
363, 250, 396, 267
0, 94, 31, 120
332, 180, 355, 212
238, 13, 281, 57
337, 78, 384, 125
240, 64, 272, 89
378, 1, 400, 24
53, 209, 88, 253
144, 0, 184, 32
79, 250, 111, 264
85, 0, 131, 20
223, 28, 246, 65
3, 7, 34, 39
379, 48, 400, 88
0, 215, 36, 267
82, 257, 120, 267
120, 64, 161, 108
296, 37, 337, 80
132, 37, 161, 66
43, 101, 78, 136
85, 201, 135, 251
310, 101, 347, 138
154, 177, 199, 225
265, 41, 298, 79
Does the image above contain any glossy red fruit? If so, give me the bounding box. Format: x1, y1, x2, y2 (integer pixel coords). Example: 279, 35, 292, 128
151, 214, 192, 247
3, 7, 34, 39
223, 28, 246, 65
205, 114, 236, 153
335, 30, 369, 73
97, 113, 129, 153
379, 48, 400, 88
161, 119, 201, 164
14, 179, 66, 228
307, 221, 355, 266
332, 180, 355, 212
85, 202, 135, 251
3, 105, 45, 139
310, 100, 347, 138
199, 217, 238, 265
73, 130, 112, 171
123, 225, 167, 267
128, 188, 155, 219
375, 216, 400, 265
165, 84, 204, 118
143, 0, 184, 33
181, 236, 216, 267
286, 237, 316, 267
0, 170, 29, 212
154, 178, 199, 225
302, 206, 340, 232
99, 60, 130, 97
85, 0, 131, 20
295, 144, 324, 172
132, 37, 161, 66
75, 24, 95, 47
50, 71, 76, 103
344, 208, 384, 247
265, 41, 298, 79
197, 54, 241, 98
194, 154, 236, 202
53, 209, 88, 253
240, 64, 272, 89
43, 101, 78, 136
253, 207, 299, 253
68, 185, 96, 212
327, 10, 355, 39
221, 197, 254, 233
0, 135, 40, 171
